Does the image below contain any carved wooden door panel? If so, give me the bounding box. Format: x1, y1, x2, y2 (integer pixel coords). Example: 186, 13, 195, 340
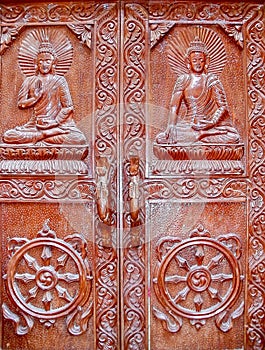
0, 1, 264, 350
0, 2, 119, 349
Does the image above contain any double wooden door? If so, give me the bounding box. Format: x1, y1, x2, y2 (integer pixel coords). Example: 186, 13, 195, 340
0, 1, 264, 349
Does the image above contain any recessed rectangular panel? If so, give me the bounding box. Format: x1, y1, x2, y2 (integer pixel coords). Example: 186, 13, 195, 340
148, 201, 246, 350
1, 202, 95, 350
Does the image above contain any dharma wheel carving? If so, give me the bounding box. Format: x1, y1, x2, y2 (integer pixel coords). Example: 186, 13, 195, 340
153, 225, 244, 332
2, 220, 93, 335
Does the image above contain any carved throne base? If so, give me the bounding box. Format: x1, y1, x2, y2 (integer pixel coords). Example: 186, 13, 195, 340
0, 145, 89, 175
152, 143, 244, 175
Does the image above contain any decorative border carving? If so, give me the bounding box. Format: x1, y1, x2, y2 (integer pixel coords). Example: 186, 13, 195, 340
123, 247, 145, 349
95, 5, 119, 350
122, 4, 147, 349
147, 3, 260, 22
246, 6, 265, 350
220, 24, 244, 49
0, 178, 95, 201
95, 5, 118, 164
144, 178, 247, 201
95, 244, 118, 350
0, 3, 112, 24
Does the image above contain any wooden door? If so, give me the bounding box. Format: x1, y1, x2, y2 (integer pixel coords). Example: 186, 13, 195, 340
0, 1, 264, 349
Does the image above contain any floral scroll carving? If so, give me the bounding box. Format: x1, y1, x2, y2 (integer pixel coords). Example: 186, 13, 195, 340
145, 178, 247, 201
246, 6, 265, 350
0, 3, 108, 23
94, 5, 119, 350
147, 3, 260, 22
153, 224, 244, 333
122, 4, 147, 349
0, 178, 95, 201
2, 220, 93, 335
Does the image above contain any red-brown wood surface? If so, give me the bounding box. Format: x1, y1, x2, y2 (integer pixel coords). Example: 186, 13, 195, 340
0, 1, 264, 349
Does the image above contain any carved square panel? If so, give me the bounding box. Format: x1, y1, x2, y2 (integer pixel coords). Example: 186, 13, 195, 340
148, 200, 247, 350
1, 202, 95, 349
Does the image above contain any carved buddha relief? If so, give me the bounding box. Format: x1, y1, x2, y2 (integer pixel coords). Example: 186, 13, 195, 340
152, 27, 245, 175
3, 29, 86, 145
0, 28, 90, 175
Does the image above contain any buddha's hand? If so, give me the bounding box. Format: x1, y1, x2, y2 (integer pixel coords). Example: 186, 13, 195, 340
37, 118, 58, 130
156, 124, 177, 144
192, 119, 215, 131
30, 79, 43, 101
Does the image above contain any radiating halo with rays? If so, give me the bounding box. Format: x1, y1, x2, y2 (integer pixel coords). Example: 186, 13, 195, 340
167, 26, 227, 77
18, 28, 73, 77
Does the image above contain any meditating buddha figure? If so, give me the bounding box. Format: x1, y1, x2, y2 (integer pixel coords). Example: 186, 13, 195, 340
3, 40, 86, 145
156, 37, 240, 144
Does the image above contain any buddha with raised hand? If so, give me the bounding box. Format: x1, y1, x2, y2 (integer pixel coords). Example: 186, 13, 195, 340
3, 29, 86, 145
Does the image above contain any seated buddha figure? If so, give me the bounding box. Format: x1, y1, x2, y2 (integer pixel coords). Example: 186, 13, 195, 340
3, 40, 86, 145
156, 37, 240, 145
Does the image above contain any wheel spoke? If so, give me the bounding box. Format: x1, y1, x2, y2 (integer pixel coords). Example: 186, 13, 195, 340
172, 286, 190, 303
15, 273, 36, 283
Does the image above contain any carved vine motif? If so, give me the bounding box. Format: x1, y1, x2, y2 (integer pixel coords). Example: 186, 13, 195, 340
123, 247, 145, 350
2, 220, 93, 335
95, 244, 118, 350
0, 3, 112, 24
0, 179, 95, 201
95, 6, 118, 163
95, 5, 118, 350
122, 4, 147, 349
123, 4, 146, 160
145, 178, 247, 200
153, 224, 244, 333
147, 3, 260, 21
246, 6, 265, 350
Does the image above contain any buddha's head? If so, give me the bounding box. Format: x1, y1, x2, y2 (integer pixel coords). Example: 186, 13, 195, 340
36, 41, 57, 75
185, 37, 210, 74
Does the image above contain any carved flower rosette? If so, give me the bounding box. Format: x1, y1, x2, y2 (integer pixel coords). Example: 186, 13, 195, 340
2, 221, 93, 335
153, 225, 244, 333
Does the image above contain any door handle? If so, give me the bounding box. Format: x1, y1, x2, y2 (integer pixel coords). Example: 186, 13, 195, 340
96, 156, 113, 246
128, 156, 141, 246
